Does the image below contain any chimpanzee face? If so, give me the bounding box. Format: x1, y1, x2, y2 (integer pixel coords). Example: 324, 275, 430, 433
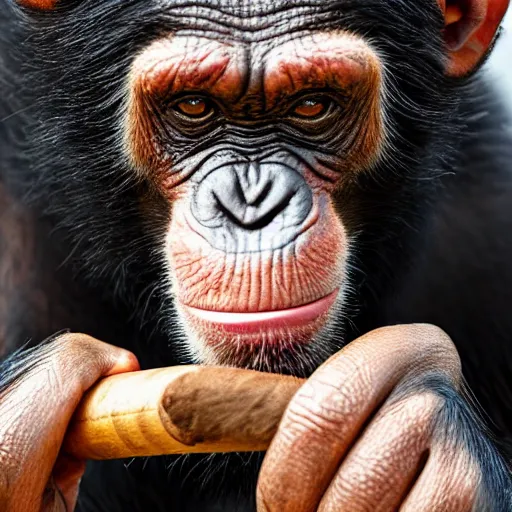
9, 0, 507, 373
124, 27, 384, 369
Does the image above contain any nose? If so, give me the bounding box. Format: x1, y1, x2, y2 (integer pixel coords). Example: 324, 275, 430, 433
215, 162, 294, 229
193, 162, 312, 230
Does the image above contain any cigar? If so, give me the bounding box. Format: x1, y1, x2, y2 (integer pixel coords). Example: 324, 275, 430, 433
64, 366, 305, 460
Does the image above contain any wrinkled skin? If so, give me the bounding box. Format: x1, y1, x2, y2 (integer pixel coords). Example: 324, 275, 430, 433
1, 326, 502, 511
257, 325, 475, 511
0, 335, 140, 512
0, 1, 512, 511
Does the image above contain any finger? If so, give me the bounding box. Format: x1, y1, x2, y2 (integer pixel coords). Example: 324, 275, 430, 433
400, 444, 479, 512
257, 324, 461, 512
318, 392, 439, 512
0, 333, 139, 512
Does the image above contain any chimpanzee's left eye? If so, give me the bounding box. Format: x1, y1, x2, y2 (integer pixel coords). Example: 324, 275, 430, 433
291, 97, 330, 119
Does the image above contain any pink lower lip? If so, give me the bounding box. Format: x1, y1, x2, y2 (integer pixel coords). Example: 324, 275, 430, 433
184, 290, 338, 334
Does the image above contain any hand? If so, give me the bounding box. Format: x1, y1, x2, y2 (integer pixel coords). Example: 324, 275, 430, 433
0, 334, 139, 512
257, 324, 507, 511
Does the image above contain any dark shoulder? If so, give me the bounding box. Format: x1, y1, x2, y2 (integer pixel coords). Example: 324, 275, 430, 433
384, 79, 512, 441
388, 78, 512, 326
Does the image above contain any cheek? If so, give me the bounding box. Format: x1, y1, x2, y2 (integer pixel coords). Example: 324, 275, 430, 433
165, 190, 348, 313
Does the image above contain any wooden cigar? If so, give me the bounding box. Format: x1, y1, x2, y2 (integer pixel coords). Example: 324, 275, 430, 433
64, 366, 305, 461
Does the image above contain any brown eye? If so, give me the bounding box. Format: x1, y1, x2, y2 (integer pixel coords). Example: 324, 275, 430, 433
292, 98, 328, 119
175, 97, 212, 118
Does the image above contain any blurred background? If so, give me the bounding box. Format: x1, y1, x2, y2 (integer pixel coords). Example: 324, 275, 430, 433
489, 8, 511, 110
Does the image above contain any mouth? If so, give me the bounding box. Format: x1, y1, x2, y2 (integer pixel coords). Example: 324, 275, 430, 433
183, 290, 339, 340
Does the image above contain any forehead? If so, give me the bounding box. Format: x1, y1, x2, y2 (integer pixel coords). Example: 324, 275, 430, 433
153, 0, 346, 40
155, 0, 330, 16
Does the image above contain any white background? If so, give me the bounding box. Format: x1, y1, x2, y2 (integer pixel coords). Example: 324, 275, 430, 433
489, 8, 512, 108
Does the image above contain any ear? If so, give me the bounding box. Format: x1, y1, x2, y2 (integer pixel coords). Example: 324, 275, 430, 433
438, 0, 509, 76
17, 0, 57, 9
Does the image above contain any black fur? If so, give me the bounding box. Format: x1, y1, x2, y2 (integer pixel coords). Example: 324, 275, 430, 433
0, 1, 511, 510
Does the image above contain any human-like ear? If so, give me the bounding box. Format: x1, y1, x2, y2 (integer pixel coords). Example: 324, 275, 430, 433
16, 0, 57, 9
438, 0, 509, 76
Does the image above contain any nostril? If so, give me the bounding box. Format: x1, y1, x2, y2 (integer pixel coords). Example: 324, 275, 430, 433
213, 188, 295, 231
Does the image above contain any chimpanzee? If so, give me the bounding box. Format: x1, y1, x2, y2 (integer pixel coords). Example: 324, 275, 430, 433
0, 0, 511, 511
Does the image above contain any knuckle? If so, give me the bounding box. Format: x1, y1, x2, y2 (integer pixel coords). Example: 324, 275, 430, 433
52, 332, 97, 354
358, 324, 462, 384
390, 376, 458, 430
391, 390, 442, 423
415, 324, 461, 371
53, 333, 109, 369
413, 323, 450, 340
396, 323, 462, 385
43, 333, 113, 392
